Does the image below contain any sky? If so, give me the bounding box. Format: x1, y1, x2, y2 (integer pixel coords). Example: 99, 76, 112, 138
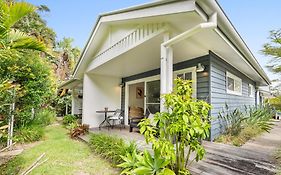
25, 0, 281, 81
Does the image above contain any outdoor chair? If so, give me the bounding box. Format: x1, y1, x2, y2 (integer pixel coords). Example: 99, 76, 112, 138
129, 108, 152, 132
108, 109, 124, 129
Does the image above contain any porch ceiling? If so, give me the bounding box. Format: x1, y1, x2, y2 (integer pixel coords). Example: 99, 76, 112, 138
88, 28, 266, 85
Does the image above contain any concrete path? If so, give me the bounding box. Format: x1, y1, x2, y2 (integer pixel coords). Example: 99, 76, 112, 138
80, 121, 281, 175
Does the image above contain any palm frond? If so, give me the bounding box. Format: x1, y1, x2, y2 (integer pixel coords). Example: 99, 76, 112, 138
2, 1, 36, 29
7, 29, 46, 52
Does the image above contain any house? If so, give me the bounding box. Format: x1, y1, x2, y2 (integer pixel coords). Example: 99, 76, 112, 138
60, 0, 270, 140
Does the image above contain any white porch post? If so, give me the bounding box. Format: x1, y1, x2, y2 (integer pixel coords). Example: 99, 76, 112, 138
160, 33, 173, 112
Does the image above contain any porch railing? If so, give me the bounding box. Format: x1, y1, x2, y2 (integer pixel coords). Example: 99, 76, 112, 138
93, 23, 167, 64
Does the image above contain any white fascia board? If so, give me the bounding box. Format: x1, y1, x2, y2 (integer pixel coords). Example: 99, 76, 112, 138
100, 0, 196, 23
73, 17, 102, 78
197, 0, 270, 85
101, 0, 187, 17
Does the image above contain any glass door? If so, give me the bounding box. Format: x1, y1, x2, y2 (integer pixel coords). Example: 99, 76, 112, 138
145, 80, 160, 114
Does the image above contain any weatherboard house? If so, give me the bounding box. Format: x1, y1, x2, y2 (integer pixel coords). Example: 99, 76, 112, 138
61, 0, 270, 140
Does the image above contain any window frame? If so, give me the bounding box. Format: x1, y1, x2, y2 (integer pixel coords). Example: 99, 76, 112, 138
226, 72, 242, 96
248, 84, 255, 97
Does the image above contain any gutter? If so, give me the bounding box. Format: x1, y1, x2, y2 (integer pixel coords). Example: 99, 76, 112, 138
162, 13, 217, 47
199, 0, 270, 85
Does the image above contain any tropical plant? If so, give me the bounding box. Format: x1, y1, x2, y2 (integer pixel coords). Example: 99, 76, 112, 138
119, 149, 175, 175
218, 104, 245, 136
244, 105, 274, 132
0, 0, 46, 54
137, 78, 211, 174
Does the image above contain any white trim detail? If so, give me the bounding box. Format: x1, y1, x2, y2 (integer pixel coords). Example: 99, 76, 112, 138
226, 71, 242, 96
248, 84, 255, 97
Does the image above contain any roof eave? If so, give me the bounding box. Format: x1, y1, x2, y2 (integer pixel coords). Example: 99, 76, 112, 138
197, 0, 271, 85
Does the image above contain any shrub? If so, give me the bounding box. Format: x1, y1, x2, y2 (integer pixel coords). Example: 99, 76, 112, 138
89, 133, 137, 165
32, 109, 56, 126
62, 114, 77, 126
137, 78, 211, 174
218, 104, 245, 136
14, 125, 44, 143
216, 104, 274, 146
244, 105, 274, 132
118, 149, 174, 175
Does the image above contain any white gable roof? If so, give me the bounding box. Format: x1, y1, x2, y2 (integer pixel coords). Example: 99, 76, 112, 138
72, 0, 270, 85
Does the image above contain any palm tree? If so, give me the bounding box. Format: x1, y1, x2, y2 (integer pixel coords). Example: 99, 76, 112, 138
0, 0, 46, 54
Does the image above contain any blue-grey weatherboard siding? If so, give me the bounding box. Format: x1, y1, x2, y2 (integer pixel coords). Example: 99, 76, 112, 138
209, 52, 256, 140
120, 52, 257, 141
121, 54, 210, 111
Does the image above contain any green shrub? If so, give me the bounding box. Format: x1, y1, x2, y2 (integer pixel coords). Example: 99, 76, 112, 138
216, 105, 273, 146
32, 109, 56, 126
14, 125, 44, 143
218, 104, 245, 136
138, 78, 211, 174
118, 149, 174, 175
89, 133, 137, 165
62, 114, 77, 126
244, 105, 274, 132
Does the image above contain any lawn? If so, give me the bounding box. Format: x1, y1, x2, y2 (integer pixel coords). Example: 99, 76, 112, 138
0, 125, 119, 175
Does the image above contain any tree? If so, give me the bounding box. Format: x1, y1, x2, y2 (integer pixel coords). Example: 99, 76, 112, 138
54, 37, 80, 81
0, 0, 46, 55
262, 29, 281, 73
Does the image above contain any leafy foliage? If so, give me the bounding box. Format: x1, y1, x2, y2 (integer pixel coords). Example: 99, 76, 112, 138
13, 125, 44, 143
134, 78, 211, 174
262, 29, 281, 73
0, 52, 56, 127
216, 105, 274, 146
218, 104, 245, 136
31, 109, 56, 126
62, 114, 77, 126
244, 105, 274, 132
89, 133, 137, 165
0, 0, 46, 53
119, 149, 175, 175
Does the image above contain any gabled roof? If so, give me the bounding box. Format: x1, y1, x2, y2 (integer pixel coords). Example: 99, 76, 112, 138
71, 0, 270, 86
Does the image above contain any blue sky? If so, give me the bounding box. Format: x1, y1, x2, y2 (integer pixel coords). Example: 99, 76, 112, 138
26, 0, 280, 80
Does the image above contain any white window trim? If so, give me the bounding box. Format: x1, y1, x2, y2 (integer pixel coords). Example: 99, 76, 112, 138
173, 66, 197, 98
249, 84, 255, 97
226, 72, 242, 96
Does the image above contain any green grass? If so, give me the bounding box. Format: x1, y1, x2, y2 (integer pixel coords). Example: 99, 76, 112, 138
0, 125, 119, 175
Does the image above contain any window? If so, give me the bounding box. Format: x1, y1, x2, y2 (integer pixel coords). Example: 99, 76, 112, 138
226, 72, 242, 95
248, 84, 255, 97
174, 67, 197, 98
176, 72, 192, 80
